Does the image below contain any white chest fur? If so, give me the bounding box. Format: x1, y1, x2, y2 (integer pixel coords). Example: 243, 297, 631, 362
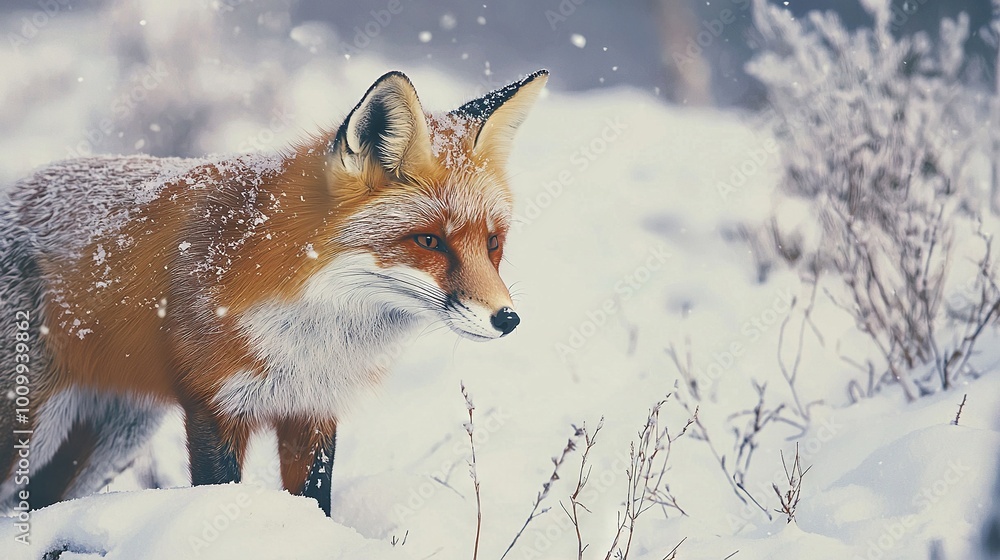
214, 254, 421, 422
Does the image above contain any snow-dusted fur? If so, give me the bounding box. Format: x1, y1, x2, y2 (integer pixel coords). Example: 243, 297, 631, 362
0, 156, 206, 510
0, 193, 48, 504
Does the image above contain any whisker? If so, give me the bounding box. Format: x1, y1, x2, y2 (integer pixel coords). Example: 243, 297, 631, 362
352, 270, 449, 302
339, 270, 451, 309
321, 285, 444, 319
415, 322, 452, 339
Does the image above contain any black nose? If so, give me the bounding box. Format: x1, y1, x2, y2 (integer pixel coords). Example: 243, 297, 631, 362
490, 307, 520, 335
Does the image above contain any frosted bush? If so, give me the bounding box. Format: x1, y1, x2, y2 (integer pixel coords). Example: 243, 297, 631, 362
746, 0, 1000, 398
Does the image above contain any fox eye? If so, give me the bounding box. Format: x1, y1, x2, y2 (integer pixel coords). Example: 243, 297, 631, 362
415, 234, 445, 251
487, 235, 500, 251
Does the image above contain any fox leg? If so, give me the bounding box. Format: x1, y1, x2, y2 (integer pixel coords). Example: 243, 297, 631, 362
25, 421, 98, 509
13, 389, 165, 509
185, 401, 245, 486
275, 417, 336, 516
303, 428, 337, 516
59, 397, 165, 502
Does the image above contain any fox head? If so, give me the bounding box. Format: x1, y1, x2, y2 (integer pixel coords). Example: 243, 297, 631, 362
320, 70, 548, 340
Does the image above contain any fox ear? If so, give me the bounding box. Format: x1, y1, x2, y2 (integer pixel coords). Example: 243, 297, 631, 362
452, 69, 548, 162
339, 71, 432, 177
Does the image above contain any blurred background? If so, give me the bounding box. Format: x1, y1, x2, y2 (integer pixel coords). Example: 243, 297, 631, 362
0, 0, 996, 183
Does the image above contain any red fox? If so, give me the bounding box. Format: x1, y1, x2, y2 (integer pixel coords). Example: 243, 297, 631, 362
0, 69, 547, 515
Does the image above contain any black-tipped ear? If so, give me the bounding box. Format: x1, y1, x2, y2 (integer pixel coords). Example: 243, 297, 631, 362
338, 71, 432, 177
451, 69, 548, 162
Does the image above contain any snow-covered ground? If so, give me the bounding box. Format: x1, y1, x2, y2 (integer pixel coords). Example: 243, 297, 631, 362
2, 1, 999, 559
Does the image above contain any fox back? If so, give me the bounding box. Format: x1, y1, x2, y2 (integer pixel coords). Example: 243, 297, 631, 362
0, 70, 548, 514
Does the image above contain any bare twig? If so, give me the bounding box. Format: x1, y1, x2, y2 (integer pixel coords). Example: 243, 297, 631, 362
461, 383, 482, 560
729, 381, 805, 483
771, 444, 811, 524
735, 480, 773, 522
776, 279, 824, 427
952, 393, 968, 426
390, 530, 409, 546
828, 201, 923, 402
560, 419, 603, 560
662, 537, 686, 560
605, 396, 693, 560
941, 227, 1000, 387
666, 334, 698, 400
675, 390, 746, 508
501, 426, 584, 560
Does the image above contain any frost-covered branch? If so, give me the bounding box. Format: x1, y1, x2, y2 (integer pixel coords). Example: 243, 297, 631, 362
745, 0, 1000, 400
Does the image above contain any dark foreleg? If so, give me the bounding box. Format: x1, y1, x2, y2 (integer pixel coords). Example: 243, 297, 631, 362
302, 430, 336, 516
185, 402, 242, 486
276, 417, 336, 516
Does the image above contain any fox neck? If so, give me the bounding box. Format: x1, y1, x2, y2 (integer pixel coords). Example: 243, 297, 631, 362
216, 252, 426, 423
